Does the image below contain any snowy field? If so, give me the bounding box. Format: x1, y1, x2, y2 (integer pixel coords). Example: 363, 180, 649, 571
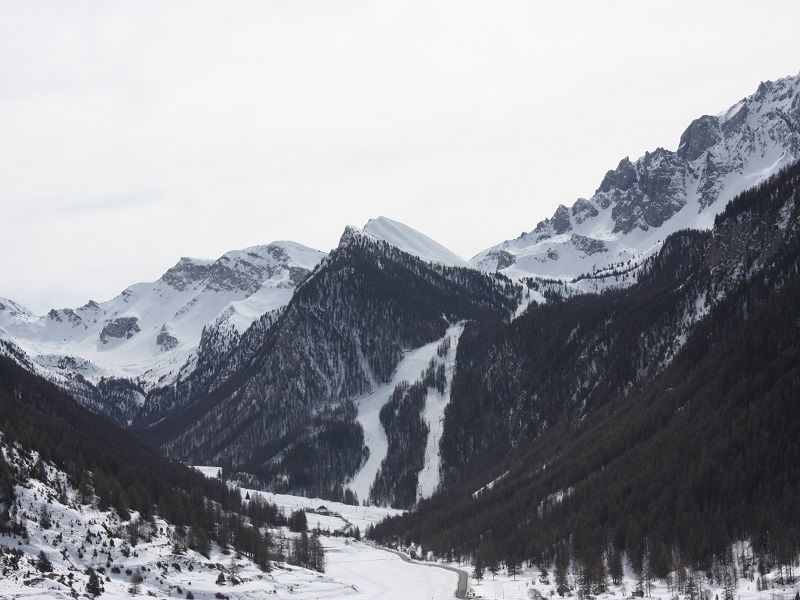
241, 487, 459, 599
0, 450, 462, 600
190, 465, 222, 479
240, 487, 405, 532
323, 537, 457, 600
416, 551, 800, 600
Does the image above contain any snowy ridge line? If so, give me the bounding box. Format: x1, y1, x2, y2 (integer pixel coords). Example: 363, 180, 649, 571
0, 241, 325, 392
470, 71, 800, 283
362, 216, 467, 267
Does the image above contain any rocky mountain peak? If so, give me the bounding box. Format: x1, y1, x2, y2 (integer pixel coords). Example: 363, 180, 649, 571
598, 157, 637, 194
342, 217, 466, 267
161, 257, 213, 292
0, 239, 326, 404
677, 115, 721, 162
470, 71, 800, 280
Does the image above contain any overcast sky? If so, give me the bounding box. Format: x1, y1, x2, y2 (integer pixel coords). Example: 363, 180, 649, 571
2, 1, 799, 313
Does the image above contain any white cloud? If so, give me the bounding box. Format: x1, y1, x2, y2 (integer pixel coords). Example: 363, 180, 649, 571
1, 0, 799, 312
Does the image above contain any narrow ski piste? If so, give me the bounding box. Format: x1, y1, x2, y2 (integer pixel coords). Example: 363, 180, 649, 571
416, 321, 465, 501
349, 322, 464, 504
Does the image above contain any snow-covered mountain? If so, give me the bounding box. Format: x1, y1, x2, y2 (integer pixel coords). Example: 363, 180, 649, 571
360, 216, 466, 267
470, 72, 800, 280
145, 226, 520, 500
0, 241, 325, 390
2, 70, 799, 517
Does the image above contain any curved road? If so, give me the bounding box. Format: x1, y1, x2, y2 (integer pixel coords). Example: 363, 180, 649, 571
365, 541, 469, 599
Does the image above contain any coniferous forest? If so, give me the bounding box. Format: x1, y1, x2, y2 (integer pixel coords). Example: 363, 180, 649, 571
370, 161, 800, 591
0, 355, 316, 572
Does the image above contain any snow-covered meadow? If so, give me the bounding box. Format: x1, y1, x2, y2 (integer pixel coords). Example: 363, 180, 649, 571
0, 446, 462, 600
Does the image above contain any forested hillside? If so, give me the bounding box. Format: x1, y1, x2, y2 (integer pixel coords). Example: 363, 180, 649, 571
0, 356, 287, 569
145, 228, 520, 497
371, 161, 800, 588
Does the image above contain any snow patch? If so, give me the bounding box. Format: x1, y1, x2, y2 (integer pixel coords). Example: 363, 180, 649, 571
362, 216, 467, 267
416, 322, 466, 501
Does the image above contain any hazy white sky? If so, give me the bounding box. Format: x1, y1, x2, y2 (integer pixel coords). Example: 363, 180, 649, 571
2, 1, 799, 313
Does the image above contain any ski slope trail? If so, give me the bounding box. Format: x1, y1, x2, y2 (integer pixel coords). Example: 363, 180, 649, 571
348, 322, 462, 503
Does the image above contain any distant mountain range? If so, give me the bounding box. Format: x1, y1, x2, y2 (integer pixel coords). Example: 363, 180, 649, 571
2, 70, 799, 512
469, 72, 800, 281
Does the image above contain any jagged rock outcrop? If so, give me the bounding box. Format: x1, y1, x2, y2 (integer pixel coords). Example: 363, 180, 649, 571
470, 72, 800, 280
0, 241, 325, 423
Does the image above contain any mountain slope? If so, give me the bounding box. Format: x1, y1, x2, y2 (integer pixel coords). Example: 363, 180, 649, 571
442, 160, 800, 485
0, 352, 292, 567
372, 160, 800, 578
145, 227, 520, 500
362, 216, 467, 267
471, 72, 800, 281
0, 241, 325, 421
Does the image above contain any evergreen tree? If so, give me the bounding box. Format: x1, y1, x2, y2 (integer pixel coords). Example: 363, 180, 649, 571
507, 556, 521, 580
31, 457, 47, 483
86, 569, 103, 596
609, 543, 623, 585
36, 550, 52, 573
288, 509, 307, 533
39, 505, 51, 529
128, 570, 143, 594
310, 531, 326, 573
555, 542, 570, 595
487, 548, 500, 581
472, 552, 485, 582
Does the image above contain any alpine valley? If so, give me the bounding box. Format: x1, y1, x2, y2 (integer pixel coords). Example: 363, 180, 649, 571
3, 71, 800, 599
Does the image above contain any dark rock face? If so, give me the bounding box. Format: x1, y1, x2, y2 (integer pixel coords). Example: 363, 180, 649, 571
161, 244, 310, 296
486, 249, 516, 270
156, 325, 179, 352
570, 234, 607, 255
161, 258, 212, 292
598, 157, 638, 195
99, 317, 140, 344
571, 199, 599, 224
722, 103, 749, 136
611, 149, 687, 234
550, 205, 572, 234
791, 92, 800, 131
677, 115, 722, 161
46, 308, 83, 327
80, 300, 101, 311
531, 204, 573, 240
288, 266, 311, 286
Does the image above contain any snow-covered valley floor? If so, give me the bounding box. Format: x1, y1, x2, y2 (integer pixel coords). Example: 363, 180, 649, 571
242, 487, 460, 600
8, 451, 799, 600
